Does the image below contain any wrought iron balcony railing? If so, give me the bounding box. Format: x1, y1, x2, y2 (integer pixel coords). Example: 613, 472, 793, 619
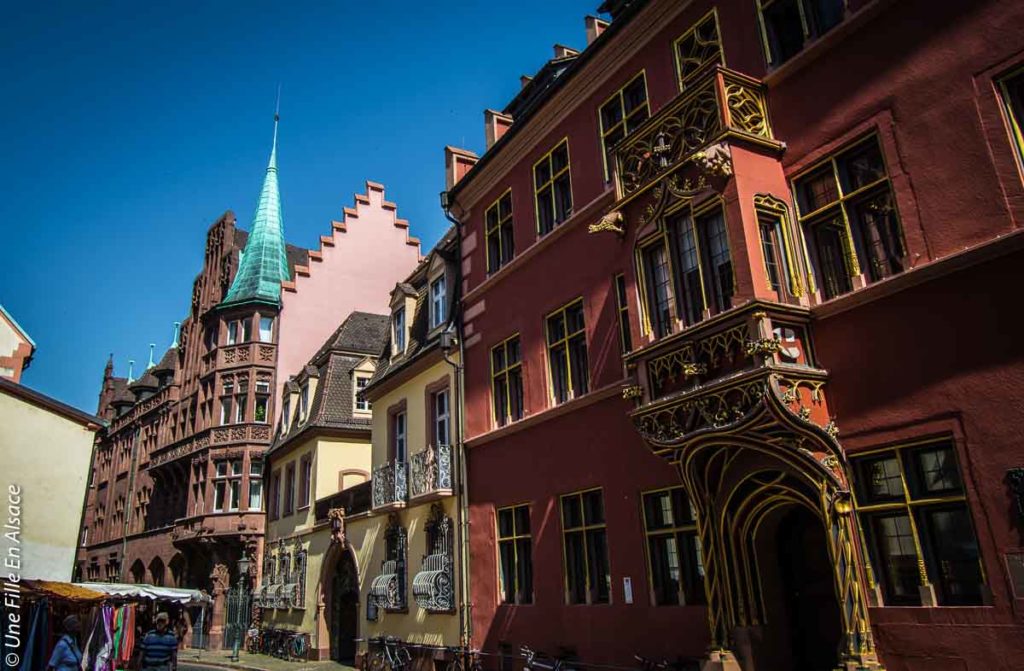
613, 65, 774, 198
372, 460, 408, 510
409, 444, 453, 500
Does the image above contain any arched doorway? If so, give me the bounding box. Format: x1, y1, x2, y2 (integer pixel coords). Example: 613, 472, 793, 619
130, 559, 146, 584
169, 553, 187, 587
329, 550, 359, 663
149, 557, 166, 587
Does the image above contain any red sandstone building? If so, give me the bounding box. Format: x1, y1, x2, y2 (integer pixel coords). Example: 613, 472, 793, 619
446, 1, 1024, 669
76, 120, 422, 647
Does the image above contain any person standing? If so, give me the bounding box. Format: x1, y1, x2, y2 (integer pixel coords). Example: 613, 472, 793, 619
137, 612, 179, 670
46, 615, 83, 671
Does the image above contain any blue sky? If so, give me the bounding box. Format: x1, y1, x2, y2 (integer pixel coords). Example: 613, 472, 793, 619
1, 0, 600, 412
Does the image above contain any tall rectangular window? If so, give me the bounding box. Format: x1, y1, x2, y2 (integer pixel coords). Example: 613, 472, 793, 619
498, 505, 533, 604
599, 73, 649, 180
299, 384, 309, 422
642, 487, 705, 605
757, 208, 794, 300
668, 213, 706, 326
852, 438, 984, 606
249, 462, 263, 511
546, 299, 588, 405
298, 455, 312, 510
486, 190, 515, 273
241, 318, 252, 343
227, 321, 238, 345
213, 459, 242, 512
492, 335, 524, 428
219, 397, 232, 426
697, 208, 734, 315
535, 140, 572, 235
283, 462, 296, 516
643, 241, 675, 338
355, 375, 371, 412
614, 274, 633, 354
561, 488, 610, 604
433, 388, 450, 446
268, 469, 281, 520
758, 0, 845, 67
794, 135, 905, 299
259, 315, 274, 343
392, 411, 407, 462
393, 307, 406, 354
430, 276, 447, 329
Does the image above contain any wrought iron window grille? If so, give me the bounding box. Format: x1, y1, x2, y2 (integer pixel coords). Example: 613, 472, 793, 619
413, 504, 455, 612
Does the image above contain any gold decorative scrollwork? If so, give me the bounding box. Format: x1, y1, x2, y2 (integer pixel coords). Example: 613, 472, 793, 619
725, 83, 769, 138
588, 210, 625, 236
744, 337, 781, 358
622, 385, 643, 400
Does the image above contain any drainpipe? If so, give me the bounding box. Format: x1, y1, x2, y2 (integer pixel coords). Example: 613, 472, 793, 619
441, 192, 472, 652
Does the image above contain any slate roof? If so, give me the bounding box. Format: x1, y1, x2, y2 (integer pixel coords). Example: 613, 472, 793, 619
151, 347, 179, 374
111, 379, 135, 406
268, 311, 389, 456
129, 371, 159, 391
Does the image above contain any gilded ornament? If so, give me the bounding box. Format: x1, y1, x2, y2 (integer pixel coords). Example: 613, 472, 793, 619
622, 384, 643, 400
744, 337, 782, 357
588, 210, 625, 236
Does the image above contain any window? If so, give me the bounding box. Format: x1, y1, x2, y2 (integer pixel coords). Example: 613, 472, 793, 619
614, 274, 633, 353
697, 208, 734, 314
998, 67, 1024, 170
674, 10, 722, 89
599, 73, 649, 180
283, 462, 296, 516
755, 201, 798, 300
355, 375, 371, 412
258, 315, 274, 343
235, 387, 247, 423
299, 384, 309, 423
429, 275, 447, 329
227, 321, 238, 346
535, 140, 572, 235
213, 459, 242, 512
255, 396, 268, 423
667, 212, 704, 326
242, 318, 252, 343
432, 388, 451, 446
642, 241, 675, 338
758, 0, 845, 67
393, 306, 406, 354
298, 455, 312, 510
491, 335, 524, 428
852, 438, 984, 606
249, 462, 263, 510
281, 396, 291, 432
219, 397, 232, 426
486, 190, 515, 273
794, 136, 905, 299
392, 411, 407, 462
642, 487, 705, 605
561, 489, 610, 604
268, 469, 281, 520
546, 299, 588, 405
497, 505, 533, 604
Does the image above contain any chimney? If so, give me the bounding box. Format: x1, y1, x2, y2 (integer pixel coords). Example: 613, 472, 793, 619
445, 146, 480, 191
553, 44, 580, 59
520, 75, 533, 89
585, 16, 610, 45
484, 110, 514, 149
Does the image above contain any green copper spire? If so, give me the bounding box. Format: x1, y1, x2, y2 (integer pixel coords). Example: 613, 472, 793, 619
222, 110, 290, 307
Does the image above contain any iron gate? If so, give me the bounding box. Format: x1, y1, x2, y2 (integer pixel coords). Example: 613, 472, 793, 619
224, 584, 252, 650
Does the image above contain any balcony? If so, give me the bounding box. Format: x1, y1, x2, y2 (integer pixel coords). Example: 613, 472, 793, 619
409, 444, 453, 501
372, 460, 407, 510
313, 481, 372, 524
612, 65, 777, 200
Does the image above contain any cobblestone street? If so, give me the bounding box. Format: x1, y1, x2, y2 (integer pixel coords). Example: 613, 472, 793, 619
178, 650, 355, 671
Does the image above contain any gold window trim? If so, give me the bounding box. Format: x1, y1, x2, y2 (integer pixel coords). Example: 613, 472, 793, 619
559, 487, 609, 605
496, 503, 532, 605
490, 333, 522, 428
533, 138, 573, 235
672, 8, 725, 91
544, 298, 587, 406
640, 485, 701, 606
485, 188, 514, 274
598, 70, 650, 181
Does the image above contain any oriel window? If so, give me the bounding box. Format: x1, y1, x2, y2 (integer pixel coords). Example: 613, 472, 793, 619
248, 461, 263, 511
498, 504, 533, 604
794, 135, 906, 300
852, 438, 984, 606
258, 315, 274, 343
642, 241, 676, 338
642, 487, 705, 606
486, 190, 515, 273
668, 212, 706, 327
561, 488, 610, 604
599, 73, 649, 181
535, 140, 573, 235
492, 335, 524, 428
546, 299, 588, 406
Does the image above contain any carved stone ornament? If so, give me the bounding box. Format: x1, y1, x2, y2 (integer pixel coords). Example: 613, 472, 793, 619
328, 508, 347, 546
588, 210, 626, 236
692, 143, 733, 178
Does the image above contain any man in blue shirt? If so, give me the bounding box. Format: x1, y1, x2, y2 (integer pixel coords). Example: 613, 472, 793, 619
139, 612, 179, 670
46, 615, 82, 671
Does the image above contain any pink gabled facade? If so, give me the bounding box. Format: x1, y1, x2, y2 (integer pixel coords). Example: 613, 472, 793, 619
274, 180, 422, 417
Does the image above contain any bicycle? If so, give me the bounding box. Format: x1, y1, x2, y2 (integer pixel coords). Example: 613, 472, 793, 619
289, 631, 311, 661
444, 646, 483, 671
245, 627, 261, 654
521, 646, 577, 671
383, 636, 413, 671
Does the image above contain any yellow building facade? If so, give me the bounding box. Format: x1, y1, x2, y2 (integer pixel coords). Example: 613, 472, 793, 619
356, 232, 465, 666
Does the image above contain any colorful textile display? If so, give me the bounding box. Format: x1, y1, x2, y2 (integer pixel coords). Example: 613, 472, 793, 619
17, 597, 50, 671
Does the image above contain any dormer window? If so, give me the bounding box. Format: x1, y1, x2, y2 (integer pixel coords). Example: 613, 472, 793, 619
299, 383, 310, 423
430, 276, 447, 329
282, 395, 291, 432
393, 307, 407, 354
355, 375, 371, 414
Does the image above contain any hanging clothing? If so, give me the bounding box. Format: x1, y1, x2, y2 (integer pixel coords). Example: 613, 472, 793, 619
47, 633, 84, 671
115, 605, 136, 670
83, 604, 114, 671
17, 598, 49, 671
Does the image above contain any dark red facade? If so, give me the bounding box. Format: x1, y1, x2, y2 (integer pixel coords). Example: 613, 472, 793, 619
449, 1, 1024, 669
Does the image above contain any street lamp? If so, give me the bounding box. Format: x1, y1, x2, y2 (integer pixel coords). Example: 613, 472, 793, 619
230, 555, 252, 662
